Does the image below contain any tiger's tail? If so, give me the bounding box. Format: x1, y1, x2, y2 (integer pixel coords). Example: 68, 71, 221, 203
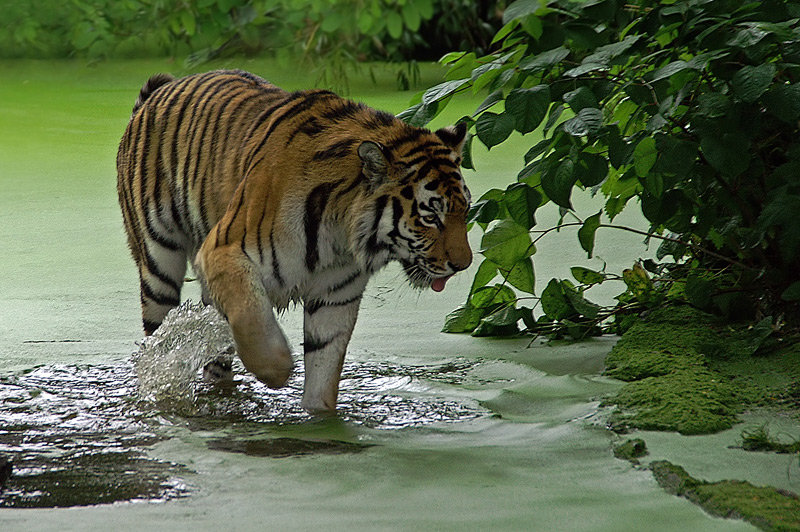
132, 73, 175, 115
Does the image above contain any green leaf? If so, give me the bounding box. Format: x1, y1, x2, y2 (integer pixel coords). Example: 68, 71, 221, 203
422, 79, 469, 105
518, 46, 570, 72
565, 289, 601, 319
571, 266, 605, 285
642, 172, 664, 198
782, 282, 800, 301
633, 137, 657, 178
472, 318, 520, 337
480, 305, 523, 327
471, 284, 518, 308
414, 0, 434, 19
474, 90, 504, 117
476, 111, 515, 150
504, 182, 541, 229
401, 2, 421, 31
563, 86, 598, 113
471, 259, 499, 294
358, 12, 375, 33
397, 101, 439, 127
386, 11, 403, 39
563, 108, 603, 137
700, 133, 750, 177
506, 258, 536, 294
541, 159, 576, 209
492, 20, 520, 45
506, 85, 551, 134
685, 272, 713, 308
468, 198, 501, 224
641, 189, 679, 226
696, 92, 731, 118
521, 14, 543, 39
462, 133, 475, 170
480, 220, 534, 269
763, 84, 800, 123
577, 152, 608, 187
578, 211, 602, 258
564, 63, 609, 77
502, 0, 540, 24
442, 304, 484, 333
181, 11, 196, 36
540, 279, 573, 320
321, 9, 344, 32
622, 263, 654, 304
732, 63, 776, 103
651, 60, 693, 82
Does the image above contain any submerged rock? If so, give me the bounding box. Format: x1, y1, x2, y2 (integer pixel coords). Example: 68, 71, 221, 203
612, 438, 648, 464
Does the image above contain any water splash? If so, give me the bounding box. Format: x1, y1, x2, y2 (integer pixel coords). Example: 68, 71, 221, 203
134, 300, 485, 427
133, 301, 234, 413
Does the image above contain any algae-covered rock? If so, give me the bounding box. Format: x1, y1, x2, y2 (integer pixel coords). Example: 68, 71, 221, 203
651, 460, 800, 531
602, 305, 800, 434
605, 306, 743, 382
609, 368, 739, 435
612, 438, 648, 463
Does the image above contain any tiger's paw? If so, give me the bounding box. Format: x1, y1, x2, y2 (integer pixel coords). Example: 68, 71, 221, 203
202, 356, 234, 385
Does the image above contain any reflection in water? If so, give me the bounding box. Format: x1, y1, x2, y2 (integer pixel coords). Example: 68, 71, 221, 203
206, 437, 374, 458
0, 364, 189, 508
1, 302, 488, 507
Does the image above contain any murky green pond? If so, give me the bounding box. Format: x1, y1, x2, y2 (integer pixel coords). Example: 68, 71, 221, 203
0, 59, 789, 531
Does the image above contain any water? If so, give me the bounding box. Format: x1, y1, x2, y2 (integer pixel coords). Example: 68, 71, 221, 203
1, 301, 490, 508
0, 363, 189, 507
0, 59, 778, 531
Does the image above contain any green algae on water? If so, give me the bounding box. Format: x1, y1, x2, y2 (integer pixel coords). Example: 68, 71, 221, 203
651, 460, 800, 531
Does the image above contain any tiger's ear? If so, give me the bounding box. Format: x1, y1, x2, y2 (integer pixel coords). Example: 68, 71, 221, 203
435, 122, 468, 155
358, 141, 390, 187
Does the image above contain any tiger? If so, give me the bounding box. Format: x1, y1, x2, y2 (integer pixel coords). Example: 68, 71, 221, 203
116, 69, 472, 413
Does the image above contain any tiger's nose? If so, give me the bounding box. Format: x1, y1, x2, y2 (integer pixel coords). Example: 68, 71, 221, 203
448, 253, 472, 273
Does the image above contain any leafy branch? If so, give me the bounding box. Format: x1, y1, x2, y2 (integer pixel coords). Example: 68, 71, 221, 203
402, 0, 800, 339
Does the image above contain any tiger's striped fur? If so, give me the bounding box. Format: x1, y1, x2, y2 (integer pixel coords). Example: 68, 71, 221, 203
116, 69, 472, 412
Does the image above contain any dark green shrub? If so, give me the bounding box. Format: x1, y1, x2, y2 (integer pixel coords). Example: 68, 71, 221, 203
403, 0, 800, 338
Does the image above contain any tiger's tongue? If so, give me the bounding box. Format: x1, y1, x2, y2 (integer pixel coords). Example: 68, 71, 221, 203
431, 276, 451, 293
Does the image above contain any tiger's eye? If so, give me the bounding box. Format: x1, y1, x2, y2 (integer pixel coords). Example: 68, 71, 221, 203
422, 214, 439, 226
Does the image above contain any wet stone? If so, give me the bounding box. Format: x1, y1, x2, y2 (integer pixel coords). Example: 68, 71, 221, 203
613, 438, 648, 464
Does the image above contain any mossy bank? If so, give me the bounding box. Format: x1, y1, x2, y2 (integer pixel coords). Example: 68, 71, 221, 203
605, 305, 800, 530
603, 305, 800, 435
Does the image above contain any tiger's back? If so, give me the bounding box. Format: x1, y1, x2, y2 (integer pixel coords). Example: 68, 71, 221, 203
117, 70, 285, 273
117, 69, 472, 412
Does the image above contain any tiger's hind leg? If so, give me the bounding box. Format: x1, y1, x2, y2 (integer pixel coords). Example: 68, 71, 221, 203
138, 243, 188, 335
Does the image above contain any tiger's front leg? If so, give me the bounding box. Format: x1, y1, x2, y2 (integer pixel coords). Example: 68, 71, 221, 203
301, 274, 368, 413
196, 244, 294, 388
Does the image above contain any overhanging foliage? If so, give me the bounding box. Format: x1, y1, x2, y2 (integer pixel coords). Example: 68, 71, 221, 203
402, 0, 800, 338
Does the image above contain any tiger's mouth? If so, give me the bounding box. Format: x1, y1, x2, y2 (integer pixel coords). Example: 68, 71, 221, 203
401, 260, 453, 292
430, 275, 454, 292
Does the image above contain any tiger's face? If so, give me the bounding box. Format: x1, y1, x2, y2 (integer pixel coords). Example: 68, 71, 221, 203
399, 174, 473, 292
357, 123, 473, 292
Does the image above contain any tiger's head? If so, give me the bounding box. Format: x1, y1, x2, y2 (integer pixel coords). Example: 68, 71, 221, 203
355, 122, 472, 292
